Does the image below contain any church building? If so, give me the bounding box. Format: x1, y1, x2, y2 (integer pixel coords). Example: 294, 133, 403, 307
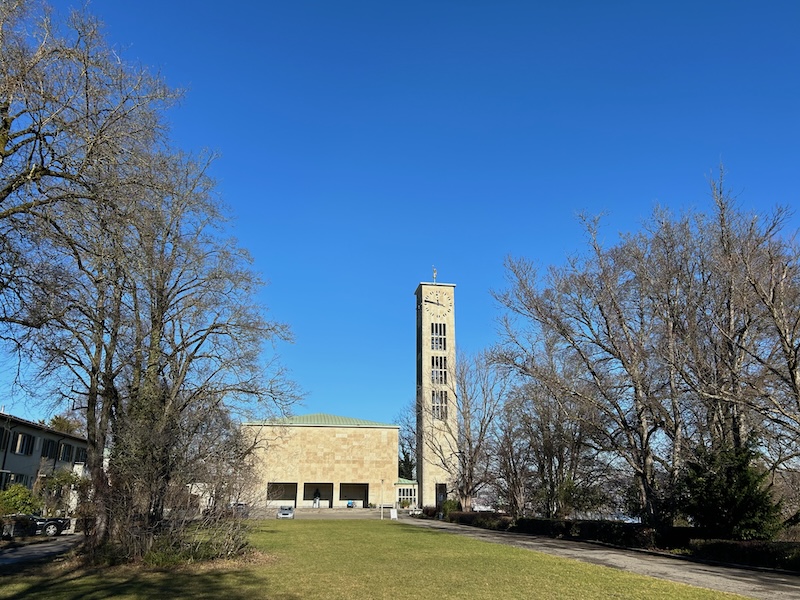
245, 278, 458, 511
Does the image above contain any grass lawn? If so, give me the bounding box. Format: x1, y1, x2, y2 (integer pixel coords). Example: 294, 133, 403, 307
1, 520, 747, 599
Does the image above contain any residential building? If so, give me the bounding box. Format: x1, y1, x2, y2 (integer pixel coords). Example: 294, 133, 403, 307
0, 411, 88, 491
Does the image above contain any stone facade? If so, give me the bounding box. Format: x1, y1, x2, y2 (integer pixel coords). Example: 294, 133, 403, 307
245, 414, 410, 509
415, 282, 458, 508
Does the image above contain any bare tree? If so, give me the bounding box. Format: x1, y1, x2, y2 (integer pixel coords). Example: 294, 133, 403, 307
733, 191, 800, 450
675, 181, 767, 452
419, 351, 506, 511
0, 1, 173, 330
491, 398, 535, 518
395, 400, 416, 480
2, 3, 298, 558
496, 222, 671, 524
494, 178, 793, 525
28, 150, 294, 556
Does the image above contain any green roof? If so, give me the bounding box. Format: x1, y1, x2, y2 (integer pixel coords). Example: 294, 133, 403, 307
248, 413, 398, 428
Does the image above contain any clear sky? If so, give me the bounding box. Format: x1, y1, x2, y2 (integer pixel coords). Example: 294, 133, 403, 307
7, 1, 800, 425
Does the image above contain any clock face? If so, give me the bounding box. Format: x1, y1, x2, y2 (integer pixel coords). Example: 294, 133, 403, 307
423, 289, 452, 318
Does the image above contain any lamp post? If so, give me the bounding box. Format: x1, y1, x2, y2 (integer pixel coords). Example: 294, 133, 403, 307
380, 479, 384, 520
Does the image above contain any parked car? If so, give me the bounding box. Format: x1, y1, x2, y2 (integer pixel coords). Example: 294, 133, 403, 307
1, 514, 70, 538
229, 502, 250, 518
32, 515, 71, 536
276, 506, 295, 519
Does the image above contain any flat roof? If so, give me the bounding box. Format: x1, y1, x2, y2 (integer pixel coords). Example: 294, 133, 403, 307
245, 412, 398, 429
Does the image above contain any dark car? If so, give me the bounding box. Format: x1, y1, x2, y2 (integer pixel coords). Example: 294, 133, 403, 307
2, 514, 69, 537
31, 515, 71, 536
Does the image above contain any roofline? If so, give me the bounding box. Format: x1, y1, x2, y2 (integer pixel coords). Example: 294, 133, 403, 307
0, 411, 88, 442
242, 413, 399, 429
416, 282, 456, 288
243, 421, 399, 430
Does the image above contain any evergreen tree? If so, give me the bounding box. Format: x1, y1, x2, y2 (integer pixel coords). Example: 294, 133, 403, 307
682, 443, 782, 540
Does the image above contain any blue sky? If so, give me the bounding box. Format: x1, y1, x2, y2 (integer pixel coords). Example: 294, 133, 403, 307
7, 1, 800, 425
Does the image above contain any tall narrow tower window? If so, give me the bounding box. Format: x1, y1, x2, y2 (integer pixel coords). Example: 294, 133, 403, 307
431, 356, 447, 384
431, 323, 447, 350
432, 390, 448, 420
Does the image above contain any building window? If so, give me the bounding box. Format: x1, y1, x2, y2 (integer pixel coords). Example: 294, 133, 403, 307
42, 439, 58, 460
432, 390, 448, 420
398, 487, 417, 507
431, 356, 447, 385
59, 443, 74, 462
12, 432, 35, 456
75, 447, 87, 463
0, 427, 8, 451
8, 473, 29, 488
431, 323, 446, 351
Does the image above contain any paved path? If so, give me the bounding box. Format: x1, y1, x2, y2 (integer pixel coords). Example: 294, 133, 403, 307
401, 518, 800, 600
0, 534, 82, 571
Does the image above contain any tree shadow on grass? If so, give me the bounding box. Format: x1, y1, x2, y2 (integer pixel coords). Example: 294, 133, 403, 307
2, 561, 302, 600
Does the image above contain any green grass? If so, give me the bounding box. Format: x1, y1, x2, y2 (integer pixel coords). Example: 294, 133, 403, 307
0, 520, 747, 599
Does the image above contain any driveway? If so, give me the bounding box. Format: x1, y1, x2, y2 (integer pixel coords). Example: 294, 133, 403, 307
0, 534, 82, 570
401, 518, 800, 600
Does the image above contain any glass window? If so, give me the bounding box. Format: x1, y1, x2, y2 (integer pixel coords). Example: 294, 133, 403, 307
431, 323, 446, 351
432, 390, 448, 420
398, 487, 417, 506
431, 356, 447, 384
12, 432, 35, 455
42, 439, 58, 460
59, 443, 74, 462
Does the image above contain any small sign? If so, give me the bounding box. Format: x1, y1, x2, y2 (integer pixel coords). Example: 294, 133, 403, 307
390, 509, 398, 520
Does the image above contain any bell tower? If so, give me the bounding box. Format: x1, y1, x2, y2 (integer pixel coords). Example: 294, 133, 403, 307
415, 273, 457, 509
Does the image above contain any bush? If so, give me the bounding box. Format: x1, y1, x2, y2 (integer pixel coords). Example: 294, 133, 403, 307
447, 511, 513, 531
0, 484, 43, 515
1, 514, 37, 538
689, 539, 800, 571
421, 506, 438, 519
440, 499, 460, 518
441, 511, 800, 570
36, 468, 81, 516
512, 517, 657, 549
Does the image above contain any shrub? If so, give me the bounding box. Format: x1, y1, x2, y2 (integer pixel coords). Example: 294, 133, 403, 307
1, 514, 37, 538
421, 506, 438, 518
35, 468, 81, 516
0, 484, 43, 515
440, 499, 460, 518
447, 511, 513, 531
682, 443, 782, 540
512, 518, 657, 548
689, 539, 800, 571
